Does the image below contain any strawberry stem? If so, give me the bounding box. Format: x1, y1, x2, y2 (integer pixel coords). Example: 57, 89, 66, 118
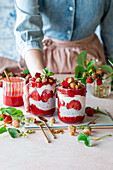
91, 134, 112, 141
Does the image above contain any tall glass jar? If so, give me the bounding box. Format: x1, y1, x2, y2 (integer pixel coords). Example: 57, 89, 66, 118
29, 80, 56, 116
91, 77, 111, 98
57, 84, 86, 123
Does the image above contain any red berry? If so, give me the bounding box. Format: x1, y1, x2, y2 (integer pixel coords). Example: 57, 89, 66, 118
85, 107, 94, 116
66, 77, 74, 83
4, 115, 12, 124
97, 79, 102, 86
62, 81, 69, 88
30, 91, 40, 101
86, 78, 94, 84
66, 100, 81, 110
30, 77, 36, 82
35, 73, 41, 79
1, 114, 6, 119
29, 81, 36, 87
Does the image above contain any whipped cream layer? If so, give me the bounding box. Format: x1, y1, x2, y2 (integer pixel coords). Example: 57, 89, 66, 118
59, 106, 85, 117
58, 94, 86, 107
29, 96, 55, 110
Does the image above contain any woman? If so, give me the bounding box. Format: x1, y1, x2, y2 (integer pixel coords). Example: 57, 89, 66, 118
14, 0, 113, 76
14, 0, 113, 111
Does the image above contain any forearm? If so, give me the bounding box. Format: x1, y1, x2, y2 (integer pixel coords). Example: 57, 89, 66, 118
25, 49, 45, 76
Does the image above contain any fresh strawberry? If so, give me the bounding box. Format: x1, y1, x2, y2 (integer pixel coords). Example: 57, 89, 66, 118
97, 79, 102, 86
35, 73, 41, 79
30, 91, 40, 101
41, 90, 49, 102
62, 80, 69, 88
66, 100, 81, 110
29, 81, 36, 87
66, 77, 74, 83
1, 114, 6, 119
4, 115, 12, 124
85, 107, 94, 116
86, 77, 94, 84
30, 77, 36, 82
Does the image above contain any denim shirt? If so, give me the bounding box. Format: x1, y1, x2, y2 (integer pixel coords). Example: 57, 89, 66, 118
14, 0, 113, 60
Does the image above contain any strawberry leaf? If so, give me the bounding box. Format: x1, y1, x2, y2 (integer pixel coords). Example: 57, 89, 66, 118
75, 65, 86, 78
77, 51, 87, 67
43, 68, 49, 74
99, 65, 112, 73
78, 132, 91, 147
0, 127, 7, 134
8, 128, 20, 138
21, 69, 30, 74
87, 60, 95, 68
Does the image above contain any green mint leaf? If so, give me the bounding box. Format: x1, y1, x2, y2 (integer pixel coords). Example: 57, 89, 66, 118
86, 60, 95, 68
0, 117, 4, 121
21, 69, 30, 74
0, 127, 7, 134
81, 77, 87, 85
12, 110, 24, 117
75, 65, 85, 78
43, 68, 49, 74
8, 128, 19, 138
5, 109, 13, 116
78, 132, 91, 147
108, 59, 113, 67
46, 72, 55, 76
77, 51, 87, 67
7, 107, 17, 113
99, 65, 113, 73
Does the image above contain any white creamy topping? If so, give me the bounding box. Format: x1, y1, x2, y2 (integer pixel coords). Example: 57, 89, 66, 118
59, 106, 85, 117
29, 84, 55, 96
58, 93, 85, 107
29, 96, 55, 110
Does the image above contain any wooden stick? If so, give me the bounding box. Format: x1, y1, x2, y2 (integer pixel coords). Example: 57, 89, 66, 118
4, 70, 11, 82
39, 124, 50, 143
44, 121, 56, 139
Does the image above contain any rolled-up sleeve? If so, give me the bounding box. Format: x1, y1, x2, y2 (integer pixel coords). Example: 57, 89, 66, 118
14, 0, 44, 58
101, 0, 113, 61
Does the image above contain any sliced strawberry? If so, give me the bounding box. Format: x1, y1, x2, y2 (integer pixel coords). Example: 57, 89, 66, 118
30, 90, 40, 101
41, 90, 53, 102
41, 90, 49, 102
59, 100, 65, 106
66, 100, 81, 110
35, 73, 41, 79
4, 115, 12, 124
29, 81, 36, 87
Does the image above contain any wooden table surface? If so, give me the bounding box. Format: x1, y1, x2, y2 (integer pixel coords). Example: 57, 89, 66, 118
0, 74, 113, 170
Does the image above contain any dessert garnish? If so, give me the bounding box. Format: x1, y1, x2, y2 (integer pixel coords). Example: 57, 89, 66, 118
85, 106, 109, 116
75, 51, 113, 85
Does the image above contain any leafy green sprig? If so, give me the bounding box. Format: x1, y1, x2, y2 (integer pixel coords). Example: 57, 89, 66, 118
75, 51, 113, 84
0, 107, 24, 117
42, 68, 55, 77
0, 127, 20, 138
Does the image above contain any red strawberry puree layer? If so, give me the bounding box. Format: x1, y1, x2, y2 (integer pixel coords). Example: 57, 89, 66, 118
29, 83, 56, 116
57, 86, 86, 123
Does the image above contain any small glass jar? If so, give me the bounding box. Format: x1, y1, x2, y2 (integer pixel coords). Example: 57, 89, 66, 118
91, 77, 111, 98
3, 77, 25, 106
29, 80, 56, 116
57, 85, 86, 123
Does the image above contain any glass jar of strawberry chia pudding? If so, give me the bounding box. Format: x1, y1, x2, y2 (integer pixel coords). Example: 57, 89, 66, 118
29, 72, 56, 116
57, 78, 86, 123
